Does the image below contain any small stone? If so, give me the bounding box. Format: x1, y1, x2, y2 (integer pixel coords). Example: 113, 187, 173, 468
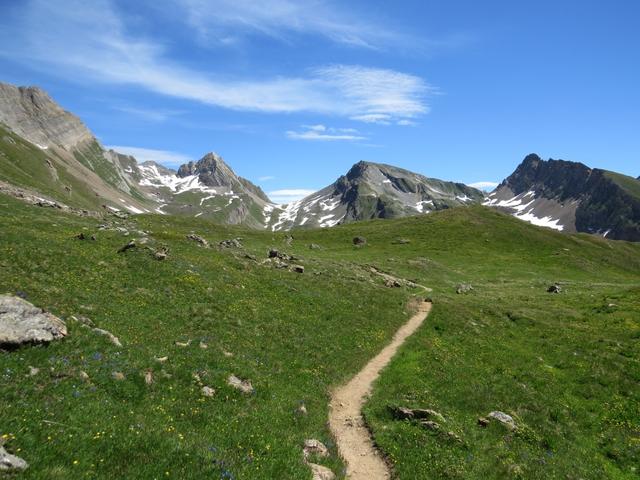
292, 265, 305, 274
412, 409, 446, 423
201, 386, 215, 397
175, 340, 191, 347
456, 283, 473, 294
75, 232, 86, 240
0, 445, 29, 472
27, 366, 40, 376
79, 371, 90, 381
219, 238, 242, 248
477, 417, 490, 427
447, 431, 463, 443
385, 279, 401, 288
488, 411, 517, 430
186, 234, 209, 248
111, 371, 125, 381
144, 370, 154, 385
154, 251, 167, 261
155, 356, 169, 363
222, 350, 234, 357
309, 243, 321, 250
227, 374, 253, 394
547, 284, 562, 293
92, 327, 122, 347
303, 439, 329, 458
392, 238, 410, 245
297, 404, 308, 415
352, 236, 367, 246
421, 420, 440, 431
117, 240, 136, 253
199, 341, 208, 349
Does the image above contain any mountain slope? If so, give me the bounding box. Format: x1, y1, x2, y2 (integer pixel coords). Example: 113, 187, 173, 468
485, 154, 640, 241
0, 82, 154, 213
266, 161, 484, 230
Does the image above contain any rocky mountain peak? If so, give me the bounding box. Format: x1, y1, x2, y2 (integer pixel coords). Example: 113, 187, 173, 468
0, 82, 93, 150
176, 152, 238, 187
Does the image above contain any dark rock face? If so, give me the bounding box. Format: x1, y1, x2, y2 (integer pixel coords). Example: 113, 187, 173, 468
491, 154, 640, 241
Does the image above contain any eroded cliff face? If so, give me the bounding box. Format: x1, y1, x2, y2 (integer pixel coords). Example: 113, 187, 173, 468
0, 82, 93, 150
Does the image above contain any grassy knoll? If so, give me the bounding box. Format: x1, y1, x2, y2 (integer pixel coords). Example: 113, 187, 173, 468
0, 199, 638, 479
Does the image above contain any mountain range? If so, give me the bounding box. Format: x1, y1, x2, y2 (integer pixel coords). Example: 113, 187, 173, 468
1, 81, 639, 240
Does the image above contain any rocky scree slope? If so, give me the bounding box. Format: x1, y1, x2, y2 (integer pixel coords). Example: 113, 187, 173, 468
485, 154, 640, 241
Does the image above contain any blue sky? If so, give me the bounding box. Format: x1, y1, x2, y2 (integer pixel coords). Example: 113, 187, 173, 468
1, 0, 638, 202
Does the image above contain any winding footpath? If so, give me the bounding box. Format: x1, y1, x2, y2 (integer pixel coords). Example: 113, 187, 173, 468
329, 300, 432, 480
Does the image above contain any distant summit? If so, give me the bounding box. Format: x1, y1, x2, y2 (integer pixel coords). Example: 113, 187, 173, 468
264, 160, 484, 230
486, 154, 640, 241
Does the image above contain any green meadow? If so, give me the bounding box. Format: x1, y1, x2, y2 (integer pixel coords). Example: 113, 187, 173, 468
1, 196, 638, 479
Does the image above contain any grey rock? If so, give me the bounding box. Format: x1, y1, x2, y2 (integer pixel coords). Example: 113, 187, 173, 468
0, 445, 28, 471
219, 238, 242, 248
201, 386, 215, 397
456, 283, 473, 294
421, 420, 440, 431
292, 265, 305, 274
0, 295, 67, 346
488, 411, 517, 430
309, 243, 322, 250
308, 463, 335, 480
547, 284, 562, 293
227, 374, 254, 394
117, 240, 136, 253
303, 439, 329, 458
353, 236, 367, 246
92, 327, 122, 347
186, 234, 209, 248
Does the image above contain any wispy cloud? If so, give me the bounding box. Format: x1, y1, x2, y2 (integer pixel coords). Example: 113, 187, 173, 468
268, 188, 316, 204
286, 124, 366, 141
0, 0, 431, 124
172, 0, 407, 49
258, 175, 276, 181
468, 181, 499, 191
112, 106, 184, 122
106, 145, 192, 168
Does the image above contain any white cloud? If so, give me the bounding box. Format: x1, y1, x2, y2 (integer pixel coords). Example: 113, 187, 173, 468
351, 114, 392, 125
112, 106, 184, 122
0, 1, 431, 123
258, 175, 276, 181
286, 125, 366, 141
106, 145, 192, 168
397, 119, 417, 126
268, 188, 316, 204
172, 0, 407, 49
468, 181, 499, 191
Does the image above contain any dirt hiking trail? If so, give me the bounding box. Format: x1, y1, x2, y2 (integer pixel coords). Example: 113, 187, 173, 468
329, 299, 432, 479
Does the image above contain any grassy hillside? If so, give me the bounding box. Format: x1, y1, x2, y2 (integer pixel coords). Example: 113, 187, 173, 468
0, 199, 638, 479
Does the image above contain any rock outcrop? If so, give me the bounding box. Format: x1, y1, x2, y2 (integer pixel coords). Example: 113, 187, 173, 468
0, 295, 67, 346
0, 82, 93, 149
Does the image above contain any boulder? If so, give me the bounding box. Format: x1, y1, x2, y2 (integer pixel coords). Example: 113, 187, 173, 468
0, 295, 67, 346
0, 445, 28, 472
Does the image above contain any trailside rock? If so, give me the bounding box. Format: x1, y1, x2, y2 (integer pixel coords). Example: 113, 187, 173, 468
0, 295, 67, 346
308, 463, 335, 480
0, 445, 28, 472
303, 439, 329, 459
